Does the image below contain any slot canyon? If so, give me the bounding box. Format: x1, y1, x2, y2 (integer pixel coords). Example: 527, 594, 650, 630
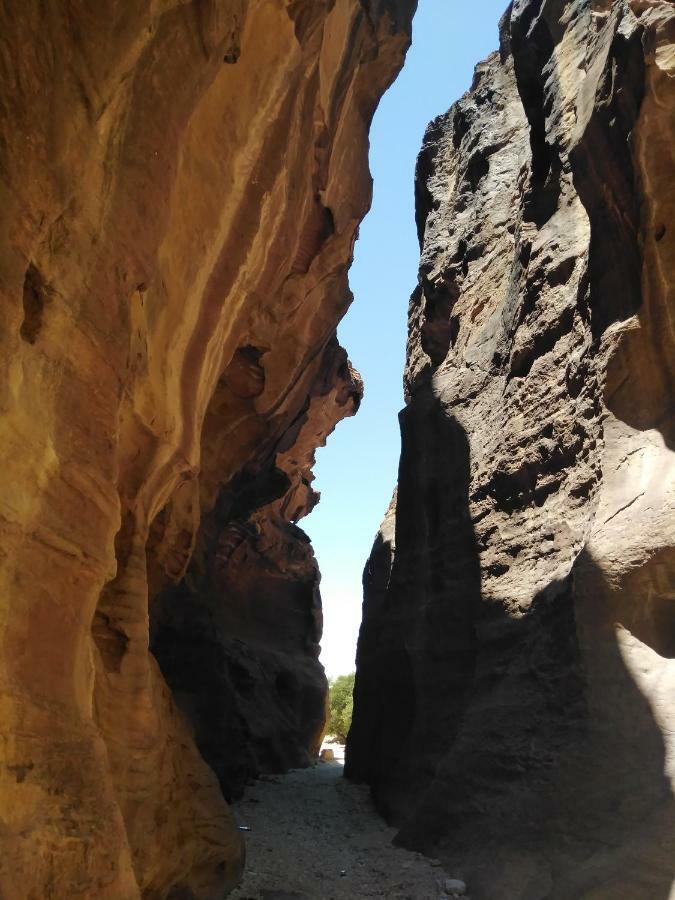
0, 1, 673, 899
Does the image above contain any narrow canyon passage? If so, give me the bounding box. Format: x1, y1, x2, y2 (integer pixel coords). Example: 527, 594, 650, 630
0, 1, 674, 899
229, 750, 462, 900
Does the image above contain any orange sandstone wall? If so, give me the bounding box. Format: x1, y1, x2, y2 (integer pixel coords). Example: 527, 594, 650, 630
0, 2, 415, 897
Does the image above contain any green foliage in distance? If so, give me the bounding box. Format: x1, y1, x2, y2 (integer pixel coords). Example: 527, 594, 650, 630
327, 672, 355, 744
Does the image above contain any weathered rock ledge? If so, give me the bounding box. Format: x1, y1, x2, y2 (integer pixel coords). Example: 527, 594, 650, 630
348, 2, 675, 897
0, 2, 415, 897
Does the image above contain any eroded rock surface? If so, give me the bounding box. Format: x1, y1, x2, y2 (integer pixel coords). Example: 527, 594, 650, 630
348, 2, 675, 897
0, 2, 414, 897
151, 339, 363, 800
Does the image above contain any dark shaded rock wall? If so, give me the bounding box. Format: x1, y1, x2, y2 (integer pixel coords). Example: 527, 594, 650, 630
347, 2, 675, 897
151, 339, 363, 799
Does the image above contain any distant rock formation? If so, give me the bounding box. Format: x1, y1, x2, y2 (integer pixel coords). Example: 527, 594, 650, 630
347, 2, 675, 897
0, 2, 414, 897
151, 339, 363, 800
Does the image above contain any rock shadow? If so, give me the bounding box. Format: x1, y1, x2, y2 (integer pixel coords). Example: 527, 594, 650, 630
150, 464, 326, 801
347, 394, 480, 821
347, 396, 675, 899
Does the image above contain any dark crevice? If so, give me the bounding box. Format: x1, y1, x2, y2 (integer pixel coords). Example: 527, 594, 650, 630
569, 13, 646, 338
462, 152, 490, 192
420, 274, 460, 364
20, 263, 48, 344
509, 305, 575, 379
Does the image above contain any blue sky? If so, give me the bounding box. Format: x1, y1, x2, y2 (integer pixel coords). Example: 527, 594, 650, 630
304, 0, 508, 678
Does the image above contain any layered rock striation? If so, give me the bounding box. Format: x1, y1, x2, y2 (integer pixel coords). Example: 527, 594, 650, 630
150, 338, 363, 800
348, 1, 675, 897
0, 2, 414, 897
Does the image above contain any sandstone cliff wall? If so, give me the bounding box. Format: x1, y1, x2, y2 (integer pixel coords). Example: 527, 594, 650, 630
0, 2, 414, 897
347, 2, 675, 897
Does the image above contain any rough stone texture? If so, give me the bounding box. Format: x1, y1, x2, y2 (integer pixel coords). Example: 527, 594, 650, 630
0, 1, 414, 897
348, 2, 675, 897
150, 339, 363, 800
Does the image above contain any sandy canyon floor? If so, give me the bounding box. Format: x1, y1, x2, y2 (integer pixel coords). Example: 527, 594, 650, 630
229, 743, 467, 900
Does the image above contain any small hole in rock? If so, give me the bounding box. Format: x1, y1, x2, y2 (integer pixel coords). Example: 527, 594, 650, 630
20, 263, 47, 344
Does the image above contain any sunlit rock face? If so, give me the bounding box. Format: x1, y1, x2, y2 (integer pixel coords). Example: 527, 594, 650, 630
347, 1, 675, 896
0, 1, 414, 897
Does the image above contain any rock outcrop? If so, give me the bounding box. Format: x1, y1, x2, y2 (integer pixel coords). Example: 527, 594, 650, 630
150, 339, 363, 800
347, 1, 675, 897
0, 2, 414, 897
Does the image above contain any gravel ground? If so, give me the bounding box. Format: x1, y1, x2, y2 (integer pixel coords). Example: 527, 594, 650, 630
229, 743, 467, 900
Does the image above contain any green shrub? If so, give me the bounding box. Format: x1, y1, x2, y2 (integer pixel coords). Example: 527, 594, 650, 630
327, 672, 355, 744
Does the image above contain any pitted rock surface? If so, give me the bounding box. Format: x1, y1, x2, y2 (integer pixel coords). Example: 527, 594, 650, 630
348, 2, 675, 898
